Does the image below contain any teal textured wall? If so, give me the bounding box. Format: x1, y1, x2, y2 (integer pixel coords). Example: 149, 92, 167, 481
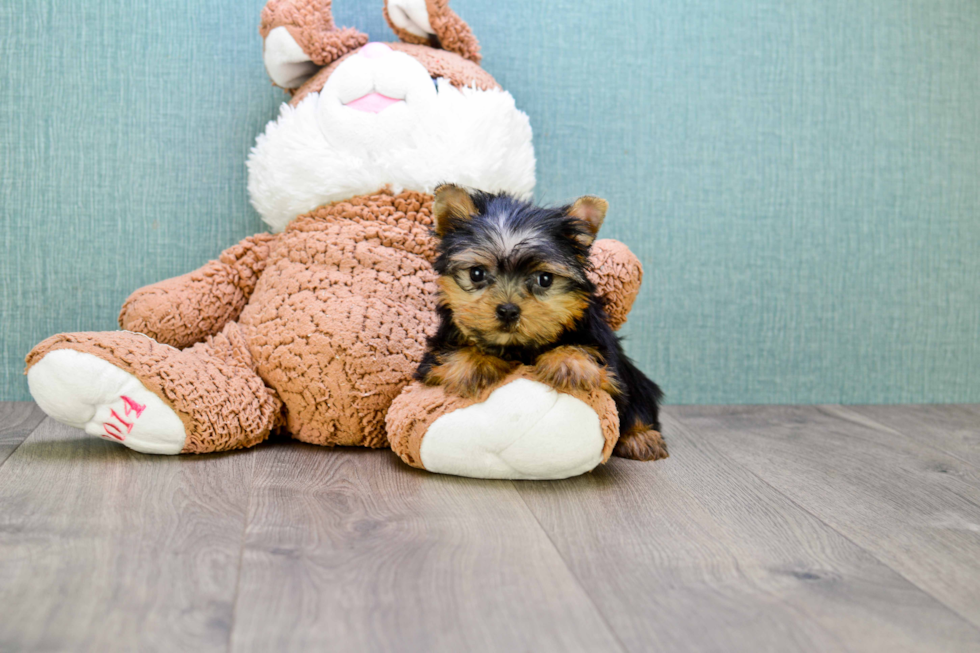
2, 0, 978, 404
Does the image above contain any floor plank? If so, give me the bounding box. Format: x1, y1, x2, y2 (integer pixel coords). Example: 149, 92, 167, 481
514, 409, 980, 653
228, 441, 624, 653
4, 403, 980, 652
0, 418, 255, 652
0, 401, 46, 468
841, 405, 980, 470
672, 405, 980, 633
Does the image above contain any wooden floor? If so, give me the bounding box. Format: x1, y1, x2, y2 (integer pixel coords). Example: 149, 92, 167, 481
1, 403, 979, 652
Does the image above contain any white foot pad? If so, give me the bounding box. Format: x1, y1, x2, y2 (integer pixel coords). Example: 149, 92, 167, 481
419, 379, 606, 480
27, 349, 186, 454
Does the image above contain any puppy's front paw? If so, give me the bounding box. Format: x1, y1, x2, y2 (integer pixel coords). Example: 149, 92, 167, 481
533, 346, 612, 394
425, 348, 514, 398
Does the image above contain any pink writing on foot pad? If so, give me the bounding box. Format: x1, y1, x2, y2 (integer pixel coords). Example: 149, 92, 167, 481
121, 395, 146, 418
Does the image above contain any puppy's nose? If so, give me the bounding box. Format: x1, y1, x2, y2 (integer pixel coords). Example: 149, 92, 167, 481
496, 303, 521, 323
360, 42, 392, 59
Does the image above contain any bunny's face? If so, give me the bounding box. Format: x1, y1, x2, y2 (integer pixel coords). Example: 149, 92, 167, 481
247, 0, 536, 232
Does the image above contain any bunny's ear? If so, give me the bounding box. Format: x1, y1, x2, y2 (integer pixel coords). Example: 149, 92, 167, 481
384, 0, 482, 64
260, 0, 368, 89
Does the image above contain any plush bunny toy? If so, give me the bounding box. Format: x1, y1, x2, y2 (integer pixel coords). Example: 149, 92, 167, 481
25, 0, 648, 480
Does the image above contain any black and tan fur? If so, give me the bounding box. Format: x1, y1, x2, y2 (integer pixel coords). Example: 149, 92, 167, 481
416, 185, 667, 461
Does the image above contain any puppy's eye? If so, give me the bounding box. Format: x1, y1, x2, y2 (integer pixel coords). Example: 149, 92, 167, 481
537, 272, 554, 288
469, 267, 487, 284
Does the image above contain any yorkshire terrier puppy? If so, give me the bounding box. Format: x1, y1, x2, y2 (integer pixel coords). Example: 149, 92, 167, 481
416, 184, 667, 461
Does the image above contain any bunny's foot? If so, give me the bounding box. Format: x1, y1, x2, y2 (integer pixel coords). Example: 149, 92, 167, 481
27, 348, 186, 454
25, 326, 282, 454
387, 368, 619, 480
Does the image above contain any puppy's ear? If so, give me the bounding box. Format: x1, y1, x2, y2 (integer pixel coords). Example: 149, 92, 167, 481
568, 196, 608, 246
433, 184, 478, 237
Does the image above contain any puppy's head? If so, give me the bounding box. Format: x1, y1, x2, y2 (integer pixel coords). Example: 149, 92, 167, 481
432, 185, 608, 349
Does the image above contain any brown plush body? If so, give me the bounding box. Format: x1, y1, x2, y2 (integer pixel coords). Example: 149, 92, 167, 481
28, 190, 643, 457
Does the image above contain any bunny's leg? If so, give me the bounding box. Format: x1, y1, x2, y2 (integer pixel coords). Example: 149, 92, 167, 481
26, 323, 281, 454
387, 368, 619, 480
119, 233, 278, 349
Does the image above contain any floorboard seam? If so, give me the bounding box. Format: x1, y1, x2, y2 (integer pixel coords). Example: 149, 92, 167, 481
0, 413, 48, 472
511, 481, 631, 653
823, 406, 980, 513
748, 472, 980, 634
829, 405, 980, 476
668, 411, 980, 637
225, 449, 258, 653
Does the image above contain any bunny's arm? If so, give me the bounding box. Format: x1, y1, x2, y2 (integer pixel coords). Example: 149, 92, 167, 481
118, 234, 279, 349
588, 239, 643, 332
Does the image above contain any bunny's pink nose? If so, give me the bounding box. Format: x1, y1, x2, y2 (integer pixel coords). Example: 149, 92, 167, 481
360, 42, 392, 59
